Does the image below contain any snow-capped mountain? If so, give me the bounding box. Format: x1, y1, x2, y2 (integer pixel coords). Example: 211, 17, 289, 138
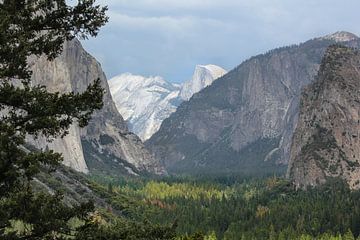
109, 65, 227, 141
109, 73, 182, 141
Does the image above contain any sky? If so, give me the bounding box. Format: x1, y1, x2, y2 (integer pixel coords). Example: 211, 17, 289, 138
80, 0, 360, 83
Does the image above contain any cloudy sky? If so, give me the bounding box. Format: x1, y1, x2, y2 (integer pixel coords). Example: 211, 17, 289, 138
81, 0, 360, 83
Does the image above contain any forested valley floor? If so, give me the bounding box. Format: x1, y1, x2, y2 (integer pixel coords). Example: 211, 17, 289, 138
87, 173, 360, 240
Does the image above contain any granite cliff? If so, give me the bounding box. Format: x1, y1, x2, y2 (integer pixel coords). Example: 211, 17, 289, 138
287, 45, 360, 189
28, 40, 164, 175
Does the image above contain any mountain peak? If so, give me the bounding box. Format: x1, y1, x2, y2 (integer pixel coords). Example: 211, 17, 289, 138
319, 31, 358, 42
195, 64, 227, 78
180, 64, 227, 101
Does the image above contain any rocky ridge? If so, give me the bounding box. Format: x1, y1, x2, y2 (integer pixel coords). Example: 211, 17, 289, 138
287, 45, 360, 189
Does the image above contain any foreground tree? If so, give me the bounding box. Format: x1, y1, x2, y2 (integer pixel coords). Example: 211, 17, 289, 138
0, 0, 108, 239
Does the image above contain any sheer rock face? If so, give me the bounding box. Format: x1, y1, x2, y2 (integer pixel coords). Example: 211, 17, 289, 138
28, 40, 165, 175
179, 65, 227, 101
287, 46, 360, 189
147, 33, 360, 174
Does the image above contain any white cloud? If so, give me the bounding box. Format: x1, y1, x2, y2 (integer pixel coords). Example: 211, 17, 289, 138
98, 0, 233, 10
107, 11, 227, 34
82, 0, 360, 82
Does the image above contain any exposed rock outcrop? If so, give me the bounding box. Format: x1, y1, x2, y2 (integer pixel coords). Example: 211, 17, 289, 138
318, 31, 359, 43
287, 45, 360, 189
28, 40, 165, 175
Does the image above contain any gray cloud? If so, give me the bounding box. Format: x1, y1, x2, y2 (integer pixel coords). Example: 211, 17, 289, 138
81, 0, 360, 82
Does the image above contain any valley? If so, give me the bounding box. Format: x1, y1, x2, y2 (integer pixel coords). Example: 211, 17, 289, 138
87, 173, 360, 239
1, 1, 360, 239
3, 31, 360, 240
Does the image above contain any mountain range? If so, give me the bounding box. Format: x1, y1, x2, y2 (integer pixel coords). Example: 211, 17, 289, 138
146, 31, 360, 175
109, 65, 227, 141
25, 31, 360, 183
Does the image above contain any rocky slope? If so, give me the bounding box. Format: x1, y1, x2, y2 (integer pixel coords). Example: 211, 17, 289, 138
287, 45, 360, 189
146, 32, 360, 175
109, 65, 226, 141
28, 39, 165, 175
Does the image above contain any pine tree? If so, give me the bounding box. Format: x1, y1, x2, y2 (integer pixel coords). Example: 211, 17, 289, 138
344, 229, 355, 240
0, 0, 108, 239
299, 234, 312, 240
204, 231, 217, 240
269, 224, 277, 240
108, 182, 114, 193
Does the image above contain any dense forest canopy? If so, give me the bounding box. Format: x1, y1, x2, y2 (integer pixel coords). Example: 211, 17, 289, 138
90, 174, 360, 240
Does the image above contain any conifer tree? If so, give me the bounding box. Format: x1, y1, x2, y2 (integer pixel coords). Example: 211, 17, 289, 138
0, 0, 108, 238
344, 229, 355, 240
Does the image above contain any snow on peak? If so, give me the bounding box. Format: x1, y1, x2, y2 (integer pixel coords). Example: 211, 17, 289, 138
180, 64, 227, 101
109, 64, 227, 141
109, 73, 175, 97
319, 31, 358, 42
109, 73, 181, 141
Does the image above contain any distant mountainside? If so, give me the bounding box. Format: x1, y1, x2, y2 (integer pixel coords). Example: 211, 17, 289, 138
109, 65, 226, 141
287, 45, 360, 189
28, 39, 165, 176
146, 31, 360, 175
